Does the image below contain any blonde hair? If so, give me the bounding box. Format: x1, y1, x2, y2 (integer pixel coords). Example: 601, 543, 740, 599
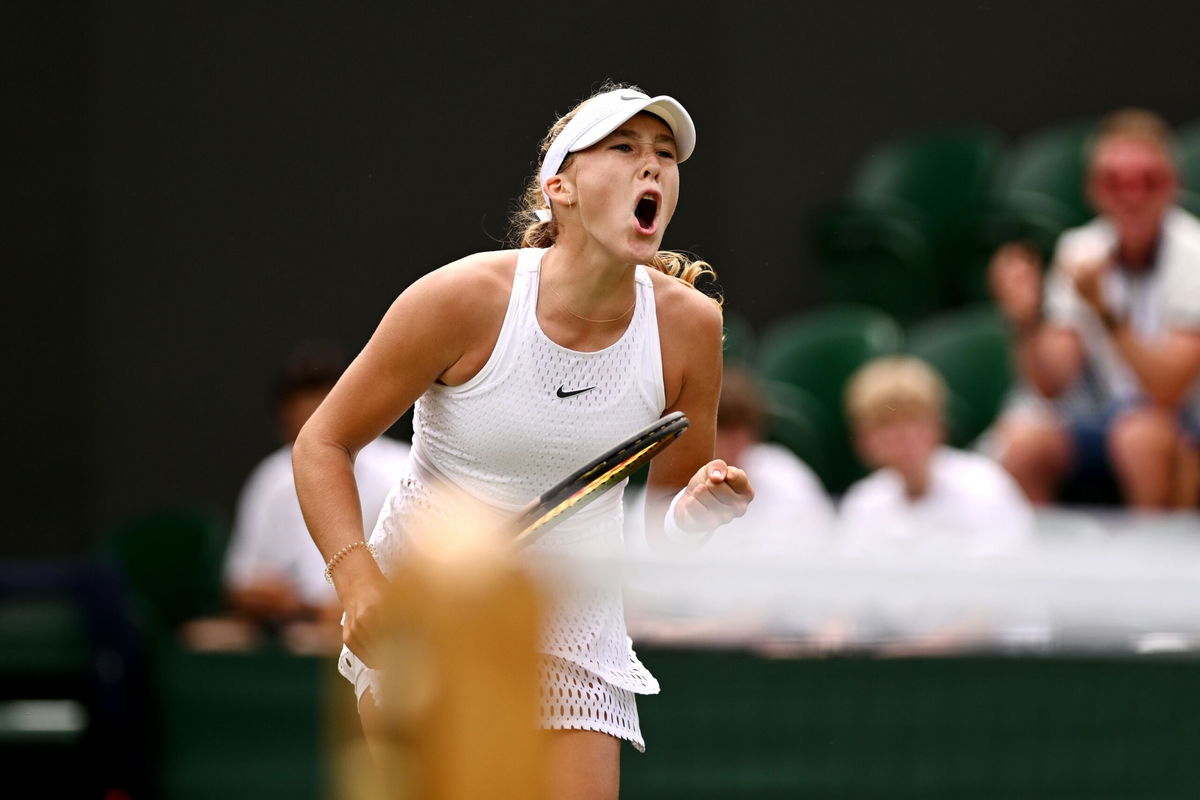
1089, 107, 1177, 164
845, 356, 947, 427
509, 81, 720, 301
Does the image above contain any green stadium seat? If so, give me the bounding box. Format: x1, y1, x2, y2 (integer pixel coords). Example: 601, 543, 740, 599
905, 305, 1014, 447
994, 120, 1095, 234
100, 509, 228, 636
811, 202, 941, 324
815, 126, 1004, 315
966, 120, 1096, 302
1176, 120, 1200, 217
758, 305, 903, 492
849, 126, 1005, 242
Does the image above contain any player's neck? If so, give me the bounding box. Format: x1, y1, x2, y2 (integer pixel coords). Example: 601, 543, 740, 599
541, 242, 637, 322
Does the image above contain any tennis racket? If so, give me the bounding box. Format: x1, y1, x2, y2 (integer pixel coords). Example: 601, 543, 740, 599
509, 411, 689, 548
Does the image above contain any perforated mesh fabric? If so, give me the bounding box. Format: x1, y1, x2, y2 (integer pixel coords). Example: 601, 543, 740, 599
339, 248, 664, 730
412, 248, 666, 519
538, 654, 646, 751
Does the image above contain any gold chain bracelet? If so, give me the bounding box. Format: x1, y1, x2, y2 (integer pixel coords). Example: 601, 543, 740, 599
323, 540, 378, 586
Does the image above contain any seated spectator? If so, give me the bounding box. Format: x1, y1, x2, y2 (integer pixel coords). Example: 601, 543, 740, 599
840, 356, 1034, 559
626, 365, 834, 558
835, 356, 1038, 655
988, 108, 1200, 508
706, 365, 836, 554
221, 341, 409, 649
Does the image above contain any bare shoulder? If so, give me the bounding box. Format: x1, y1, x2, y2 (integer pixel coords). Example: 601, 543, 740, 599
406, 249, 519, 315
371, 250, 520, 387
372, 249, 518, 359
645, 268, 723, 341
647, 269, 723, 409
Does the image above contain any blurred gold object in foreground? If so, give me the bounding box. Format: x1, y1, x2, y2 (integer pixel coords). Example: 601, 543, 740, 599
350, 504, 546, 800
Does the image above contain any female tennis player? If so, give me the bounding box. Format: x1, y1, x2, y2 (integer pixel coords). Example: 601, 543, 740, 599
293, 82, 754, 799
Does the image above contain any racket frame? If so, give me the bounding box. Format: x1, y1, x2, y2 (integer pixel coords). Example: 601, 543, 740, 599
509, 411, 689, 547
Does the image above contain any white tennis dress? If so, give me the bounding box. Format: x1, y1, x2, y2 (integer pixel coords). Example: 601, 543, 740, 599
339, 247, 664, 750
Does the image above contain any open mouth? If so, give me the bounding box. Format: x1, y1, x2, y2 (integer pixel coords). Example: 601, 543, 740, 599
634, 192, 659, 233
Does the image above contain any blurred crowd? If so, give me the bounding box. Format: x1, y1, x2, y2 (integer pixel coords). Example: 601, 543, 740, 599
619, 106, 1200, 654
188, 106, 1199, 659
16, 105, 1191, 664
186, 342, 409, 653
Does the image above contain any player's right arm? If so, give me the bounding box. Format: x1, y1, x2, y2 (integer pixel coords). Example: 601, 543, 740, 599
292, 251, 514, 666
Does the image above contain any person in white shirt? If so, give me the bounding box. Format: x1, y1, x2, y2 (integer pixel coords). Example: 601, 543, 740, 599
703, 364, 835, 554
988, 108, 1200, 508
623, 364, 834, 649
835, 356, 1037, 655
625, 364, 833, 557
224, 342, 409, 636
840, 356, 1034, 559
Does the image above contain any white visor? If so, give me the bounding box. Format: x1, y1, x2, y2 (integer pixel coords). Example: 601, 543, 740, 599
535, 88, 696, 222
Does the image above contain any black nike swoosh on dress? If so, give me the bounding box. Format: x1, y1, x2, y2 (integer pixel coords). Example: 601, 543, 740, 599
556, 385, 596, 398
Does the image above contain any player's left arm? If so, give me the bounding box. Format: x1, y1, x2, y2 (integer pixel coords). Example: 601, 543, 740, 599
644, 282, 754, 544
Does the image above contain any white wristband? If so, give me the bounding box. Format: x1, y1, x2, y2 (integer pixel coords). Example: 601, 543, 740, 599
663, 487, 712, 545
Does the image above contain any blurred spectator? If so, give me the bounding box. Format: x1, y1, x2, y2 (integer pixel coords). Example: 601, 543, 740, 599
220, 341, 409, 649
706, 364, 835, 553
835, 356, 1037, 655
623, 365, 834, 648
840, 356, 1034, 559
625, 365, 834, 558
988, 109, 1200, 508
